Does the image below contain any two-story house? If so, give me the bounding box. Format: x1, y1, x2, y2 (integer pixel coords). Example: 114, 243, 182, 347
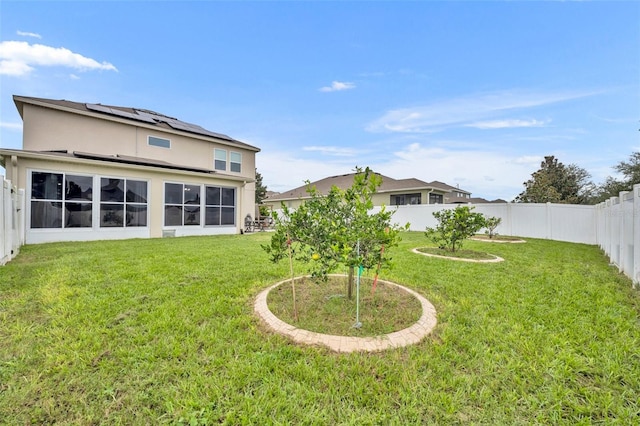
0, 95, 260, 244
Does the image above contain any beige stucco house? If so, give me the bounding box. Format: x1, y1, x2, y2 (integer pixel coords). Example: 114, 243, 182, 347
0, 95, 260, 244
263, 172, 472, 210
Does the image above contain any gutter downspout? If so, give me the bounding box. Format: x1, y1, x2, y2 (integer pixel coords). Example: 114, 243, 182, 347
426, 188, 433, 205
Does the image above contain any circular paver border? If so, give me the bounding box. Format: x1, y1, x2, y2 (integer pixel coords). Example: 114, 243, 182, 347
412, 247, 504, 263
469, 236, 526, 243
254, 276, 437, 353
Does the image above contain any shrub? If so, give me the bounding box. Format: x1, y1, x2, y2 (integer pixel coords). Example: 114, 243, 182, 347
484, 216, 502, 239
425, 206, 486, 252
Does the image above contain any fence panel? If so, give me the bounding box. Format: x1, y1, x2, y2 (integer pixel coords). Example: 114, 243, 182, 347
0, 179, 23, 266
619, 192, 633, 277
1, 179, 6, 264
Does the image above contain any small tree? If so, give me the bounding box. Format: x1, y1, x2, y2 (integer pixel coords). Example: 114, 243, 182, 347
484, 216, 502, 239
263, 167, 406, 302
425, 206, 486, 252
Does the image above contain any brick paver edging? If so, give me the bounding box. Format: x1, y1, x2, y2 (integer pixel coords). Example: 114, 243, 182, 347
254, 277, 437, 353
412, 248, 504, 263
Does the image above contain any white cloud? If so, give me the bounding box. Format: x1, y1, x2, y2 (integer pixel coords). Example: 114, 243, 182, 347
0, 41, 118, 76
319, 81, 356, 92
303, 146, 359, 157
465, 118, 549, 129
366, 90, 596, 133
17, 31, 42, 39
0, 121, 23, 131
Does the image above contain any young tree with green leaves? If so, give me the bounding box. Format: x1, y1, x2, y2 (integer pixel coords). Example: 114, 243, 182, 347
425, 206, 486, 252
484, 216, 502, 239
262, 167, 407, 301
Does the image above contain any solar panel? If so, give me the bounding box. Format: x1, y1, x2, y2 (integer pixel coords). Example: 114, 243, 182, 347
86, 103, 156, 124
87, 103, 236, 142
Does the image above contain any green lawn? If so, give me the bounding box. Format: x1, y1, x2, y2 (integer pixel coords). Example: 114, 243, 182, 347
0, 232, 638, 425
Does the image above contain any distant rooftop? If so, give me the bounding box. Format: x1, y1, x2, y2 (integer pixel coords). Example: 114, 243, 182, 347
266, 171, 471, 202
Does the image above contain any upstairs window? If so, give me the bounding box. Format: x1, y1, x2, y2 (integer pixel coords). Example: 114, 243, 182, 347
148, 135, 171, 148
214, 149, 227, 171
230, 151, 242, 173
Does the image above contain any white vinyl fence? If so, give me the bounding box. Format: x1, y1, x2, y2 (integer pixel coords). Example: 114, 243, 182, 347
595, 185, 640, 287
369, 186, 639, 287
1, 178, 25, 265
2, 177, 639, 287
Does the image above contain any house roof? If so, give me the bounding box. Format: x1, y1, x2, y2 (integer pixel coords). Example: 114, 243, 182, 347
13, 95, 260, 152
265, 171, 470, 202
0, 148, 252, 182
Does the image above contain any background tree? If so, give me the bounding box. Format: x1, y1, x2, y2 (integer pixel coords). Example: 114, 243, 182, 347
515, 156, 594, 204
425, 206, 486, 252
592, 151, 640, 203
255, 168, 267, 204
263, 167, 407, 300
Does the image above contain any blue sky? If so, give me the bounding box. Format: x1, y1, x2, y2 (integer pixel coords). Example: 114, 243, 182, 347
1, 1, 638, 201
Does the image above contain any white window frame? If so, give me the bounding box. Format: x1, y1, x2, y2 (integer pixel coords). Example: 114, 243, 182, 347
214, 149, 227, 171
230, 151, 242, 173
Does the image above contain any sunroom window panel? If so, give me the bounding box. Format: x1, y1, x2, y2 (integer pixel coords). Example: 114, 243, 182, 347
184, 185, 201, 204
205, 207, 220, 226
66, 203, 92, 227
221, 188, 235, 206
126, 205, 148, 227
101, 178, 124, 202
206, 187, 221, 205
221, 207, 235, 225
66, 175, 93, 201
165, 205, 183, 226
165, 183, 183, 204
30, 201, 63, 228
184, 206, 201, 225
100, 204, 124, 227
126, 180, 147, 203
31, 172, 63, 200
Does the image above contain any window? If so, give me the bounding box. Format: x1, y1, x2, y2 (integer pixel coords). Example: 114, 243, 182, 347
230, 151, 241, 173
205, 185, 236, 226
148, 136, 171, 148
391, 193, 421, 206
30, 172, 93, 229
214, 149, 227, 171
429, 193, 443, 204
100, 178, 148, 227
164, 183, 201, 226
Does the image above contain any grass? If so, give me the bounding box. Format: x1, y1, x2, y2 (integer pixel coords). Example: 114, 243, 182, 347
1, 232, 639, 424
267, 275, 422, 336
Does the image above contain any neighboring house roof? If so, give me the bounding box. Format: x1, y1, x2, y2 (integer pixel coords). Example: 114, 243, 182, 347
265, 171, 470, 202
13, 95, 260, 152
447, 197, 508, 204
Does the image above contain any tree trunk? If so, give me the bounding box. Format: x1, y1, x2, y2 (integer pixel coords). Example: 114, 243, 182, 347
347, 266, 354, 300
